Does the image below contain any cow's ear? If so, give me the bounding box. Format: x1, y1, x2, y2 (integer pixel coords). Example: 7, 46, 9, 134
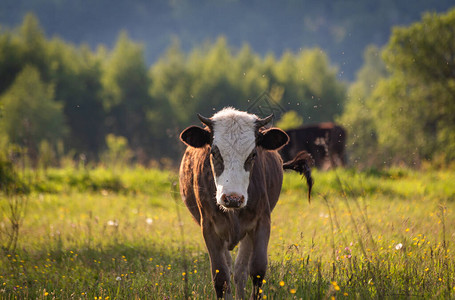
180, 126, 211, 148
257, 128, 289, 150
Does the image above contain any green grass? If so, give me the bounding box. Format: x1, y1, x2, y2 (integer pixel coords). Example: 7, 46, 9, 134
1, 167, 454, 299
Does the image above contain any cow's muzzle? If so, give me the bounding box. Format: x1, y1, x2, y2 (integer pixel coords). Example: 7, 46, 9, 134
221, 193, 245, 209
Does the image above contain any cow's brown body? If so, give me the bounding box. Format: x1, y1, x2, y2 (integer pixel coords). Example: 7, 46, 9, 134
178, 108, 313, 299
180, 145, 283, 299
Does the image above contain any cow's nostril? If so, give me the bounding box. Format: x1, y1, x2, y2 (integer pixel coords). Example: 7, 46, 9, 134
226, 195, 238, 202
222, 194, 245, 208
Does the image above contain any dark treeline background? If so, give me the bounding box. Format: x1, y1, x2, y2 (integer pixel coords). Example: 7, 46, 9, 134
1, 4, 455, 169
0, 0, 453, 81
0, 14, 347, 167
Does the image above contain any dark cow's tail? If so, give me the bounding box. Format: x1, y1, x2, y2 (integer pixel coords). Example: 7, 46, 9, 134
283, 150, 314, 202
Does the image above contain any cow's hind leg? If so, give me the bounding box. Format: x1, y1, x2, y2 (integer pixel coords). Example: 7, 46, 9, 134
234, 235, 253, 299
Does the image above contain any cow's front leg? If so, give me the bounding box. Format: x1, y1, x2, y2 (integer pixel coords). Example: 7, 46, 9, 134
234, 235, 252, 300
202, 221, 232, 299
249, 217, 270, 300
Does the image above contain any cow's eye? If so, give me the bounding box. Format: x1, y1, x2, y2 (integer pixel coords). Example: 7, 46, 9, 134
244, 149, 257, 171
249, 149, 257, 160
210, 146, 224, 176
211, 146, 220, 159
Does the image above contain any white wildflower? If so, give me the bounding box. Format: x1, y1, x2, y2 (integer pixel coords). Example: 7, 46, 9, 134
107, 220, 118, 227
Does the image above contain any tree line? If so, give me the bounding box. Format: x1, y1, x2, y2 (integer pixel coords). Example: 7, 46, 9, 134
339, 8, 455, 167
1, 9, 455, 169
0, 13, 345, 167
2, 0, 453, 81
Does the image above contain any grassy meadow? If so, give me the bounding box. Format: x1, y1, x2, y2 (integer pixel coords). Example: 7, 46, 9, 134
1, 166, 455, 299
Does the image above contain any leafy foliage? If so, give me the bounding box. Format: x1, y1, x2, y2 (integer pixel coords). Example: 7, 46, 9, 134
0, 66, 67, 164
337, 45, 387, 167
339, 8, 455, 167
378, 9, 455, 164
0, 154, 27, 195
1, 0, 453, 81
276, 110, 304, 130
1, 9, 455, 167
101, 32, 154, 162
0, 15, 347, 165
100, 134, 133, 170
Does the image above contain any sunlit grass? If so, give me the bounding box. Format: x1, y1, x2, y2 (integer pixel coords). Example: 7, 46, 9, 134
1, 167, 454, 298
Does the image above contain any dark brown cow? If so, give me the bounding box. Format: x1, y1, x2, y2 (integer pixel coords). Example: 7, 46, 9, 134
179, 108, 312, 299
280, 123, 346, 170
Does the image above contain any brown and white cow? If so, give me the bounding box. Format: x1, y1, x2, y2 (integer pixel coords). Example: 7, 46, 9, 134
179, 107, 312, 299
280, 123, 346, 170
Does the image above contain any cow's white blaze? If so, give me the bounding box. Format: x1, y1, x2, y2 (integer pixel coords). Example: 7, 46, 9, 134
211, 108, 257, 208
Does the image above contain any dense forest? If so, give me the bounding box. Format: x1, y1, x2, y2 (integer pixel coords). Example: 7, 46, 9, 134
0, 0, 453, 80
1, 6, 455, 168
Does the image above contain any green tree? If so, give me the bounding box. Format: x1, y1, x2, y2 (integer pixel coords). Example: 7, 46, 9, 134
370, 75, 431, 165
296, 48, 346, 122
48, 40, 106, 157
338, 45, 387, 167
231, 44, 268, 99
0, 14, 105, 158
0, 30, 22, 94
148, 39, 190, 159
149, 39, 193, 126
375, 8, 455, 164
276, 110, 303, 130
190, 36, 244, 115
0, 14, 49, 96
100, 134, 133, 170
271, 49, 346, 123
148, 37, 346, 162
16, 14, 50, 81
101, 31, 152, 162
0, 66, 67, 165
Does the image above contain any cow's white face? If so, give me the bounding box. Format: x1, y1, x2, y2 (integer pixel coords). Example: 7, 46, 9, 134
210, 109, 257, 209
180, 107, 289, 210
